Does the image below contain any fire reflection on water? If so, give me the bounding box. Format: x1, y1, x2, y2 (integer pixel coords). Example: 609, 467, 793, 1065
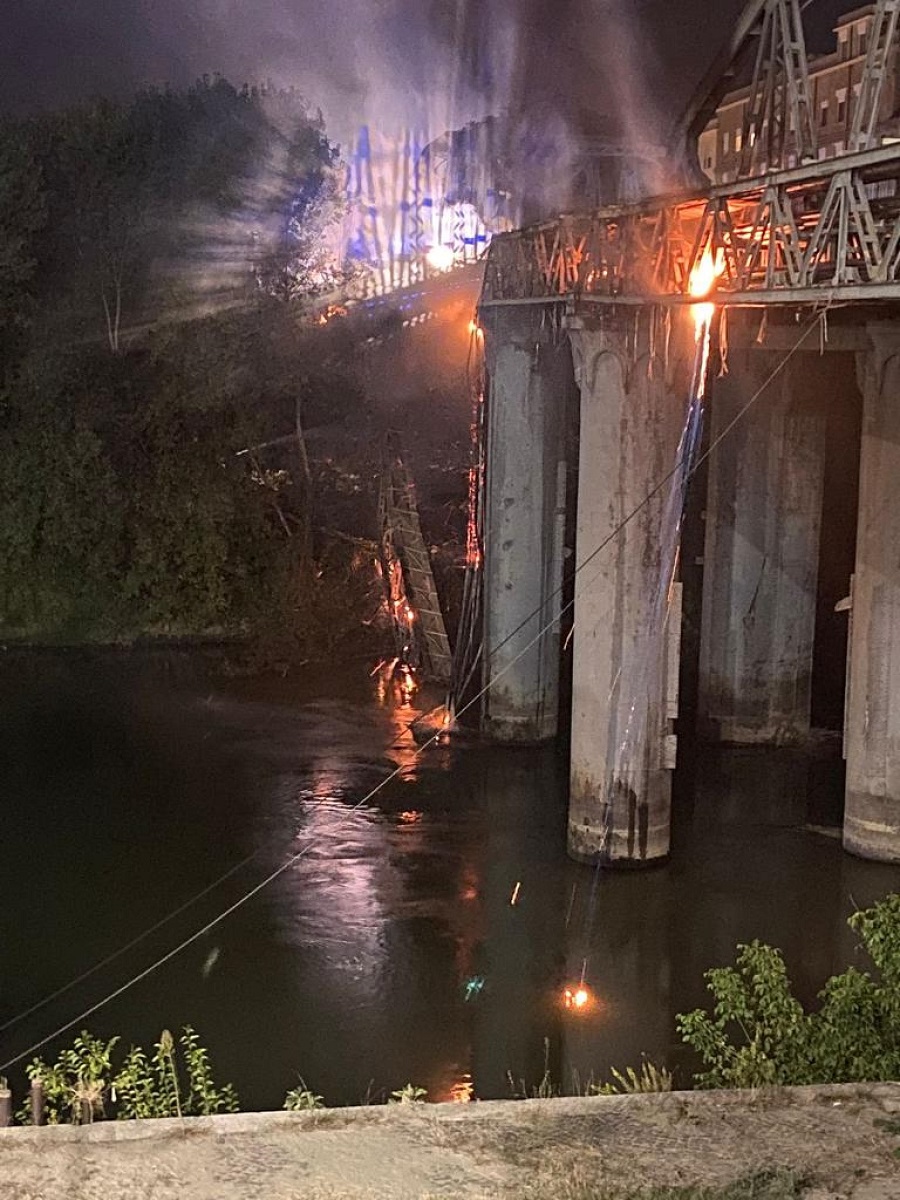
372, 658, 422, 778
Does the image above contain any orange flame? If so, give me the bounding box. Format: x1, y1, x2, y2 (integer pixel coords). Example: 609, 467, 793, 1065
562, 984, 594, 1013
689, 247, 724, 335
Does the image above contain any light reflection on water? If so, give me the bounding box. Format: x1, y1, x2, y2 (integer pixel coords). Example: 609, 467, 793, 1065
1, 654, 900, 1111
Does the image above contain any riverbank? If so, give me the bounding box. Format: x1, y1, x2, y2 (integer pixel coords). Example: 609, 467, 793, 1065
2, 1084, 898, 1199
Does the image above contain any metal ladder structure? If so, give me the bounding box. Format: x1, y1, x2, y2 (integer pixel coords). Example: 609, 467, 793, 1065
378, 448, 453, 682
849, 0, 900, 152
740, 0, 816, 176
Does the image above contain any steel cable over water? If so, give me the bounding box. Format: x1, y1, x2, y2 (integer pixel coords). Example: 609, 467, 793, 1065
573, 293, 720, 981
0, 310, 824, 1077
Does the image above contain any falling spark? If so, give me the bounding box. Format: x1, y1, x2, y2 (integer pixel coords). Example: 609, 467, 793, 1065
510, 881, 521, 906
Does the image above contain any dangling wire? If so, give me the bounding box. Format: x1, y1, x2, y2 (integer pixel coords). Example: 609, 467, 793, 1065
0, 313, 822, 1078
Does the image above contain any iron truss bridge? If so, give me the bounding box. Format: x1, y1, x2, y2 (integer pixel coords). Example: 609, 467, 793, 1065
480, 142, 900, 310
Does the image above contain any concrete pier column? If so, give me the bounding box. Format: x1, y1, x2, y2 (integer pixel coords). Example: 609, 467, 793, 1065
844, 329, 900, 861
481, 310, 571, 742
566, 321, 688, 864
698, 351, 826, 744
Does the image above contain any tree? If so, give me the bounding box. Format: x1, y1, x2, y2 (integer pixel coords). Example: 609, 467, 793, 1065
0, 125, 47, 350
677, 892, 900, 1088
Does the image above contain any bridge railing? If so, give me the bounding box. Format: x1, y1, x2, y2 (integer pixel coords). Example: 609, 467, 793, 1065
481, 143, 900, 308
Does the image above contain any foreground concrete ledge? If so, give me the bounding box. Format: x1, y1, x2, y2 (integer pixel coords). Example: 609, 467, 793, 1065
1, 1082, 899, 1146
2, 1082, 899, 1200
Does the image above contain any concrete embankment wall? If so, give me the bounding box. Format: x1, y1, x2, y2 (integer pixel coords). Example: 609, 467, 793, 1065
2, 1083, 899, 1199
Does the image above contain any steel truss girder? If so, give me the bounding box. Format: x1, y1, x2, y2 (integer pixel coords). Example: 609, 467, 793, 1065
848, 0, 900, 153
479, 144, 900, 309
739, 0, 816, 176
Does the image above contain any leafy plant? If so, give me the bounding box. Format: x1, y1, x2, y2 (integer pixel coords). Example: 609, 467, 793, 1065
19, 1026, 237, 1124
678, 893, 900, 1088
19, 1032, 119, 1125
284, 1079, 324, 1111
388, 1083, 427, 1104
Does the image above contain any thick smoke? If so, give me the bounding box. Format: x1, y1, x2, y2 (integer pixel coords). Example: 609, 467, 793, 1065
3, 0, 750, 152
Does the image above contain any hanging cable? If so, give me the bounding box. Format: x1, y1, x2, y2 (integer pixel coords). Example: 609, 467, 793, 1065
0, 308, 821, 1077
0, 851, 259, 1037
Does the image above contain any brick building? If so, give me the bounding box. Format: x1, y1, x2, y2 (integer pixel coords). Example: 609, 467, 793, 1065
700, 4, 900, 183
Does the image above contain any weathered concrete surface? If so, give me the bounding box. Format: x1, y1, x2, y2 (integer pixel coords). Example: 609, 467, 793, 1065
698, 350, 827, 747
844, 328, 900, 862
2, 1084, 899, 1199
481, 309, 572, 743
566, 318, 691, 865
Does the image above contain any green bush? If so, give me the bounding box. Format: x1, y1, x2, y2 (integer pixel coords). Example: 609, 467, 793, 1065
677, 893, 900, 1088
284, 1079, 324, 1111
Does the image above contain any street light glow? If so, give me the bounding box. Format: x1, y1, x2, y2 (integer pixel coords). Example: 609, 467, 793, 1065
427, 244, 455, 271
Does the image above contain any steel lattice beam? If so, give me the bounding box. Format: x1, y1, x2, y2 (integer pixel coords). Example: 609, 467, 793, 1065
848, 0, 900, 153
739, 0, 816, 175
479, 144, 900, 309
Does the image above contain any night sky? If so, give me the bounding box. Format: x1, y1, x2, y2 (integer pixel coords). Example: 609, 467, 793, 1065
0, 0, 859, 145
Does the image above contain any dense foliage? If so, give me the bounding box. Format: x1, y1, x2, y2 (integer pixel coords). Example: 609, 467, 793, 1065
0, 79, 373, 653
678, 892, 900, 1088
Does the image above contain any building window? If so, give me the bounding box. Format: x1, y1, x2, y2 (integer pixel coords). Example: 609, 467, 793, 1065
838, 28, 850, 61
858, 27, 868, 57
704, 155, 713, 170
735, 131, 743, 153
820, 101, 829, 127
834, 141, 844, 157
836, 88, 847, 125
723, 131, 730, 155
818, 145, 828, 160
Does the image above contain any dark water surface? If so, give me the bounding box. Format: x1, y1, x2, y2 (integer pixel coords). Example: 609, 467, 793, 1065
2, 651, 899, 1109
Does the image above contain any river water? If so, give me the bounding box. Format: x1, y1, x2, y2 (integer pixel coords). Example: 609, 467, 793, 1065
2, 651, 899, 1110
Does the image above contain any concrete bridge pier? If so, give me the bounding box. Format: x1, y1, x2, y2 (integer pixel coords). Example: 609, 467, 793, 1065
698, 350, 826, 745
565, 319, 689, 865
480, 310, 571, 742
844, 328, 900, 862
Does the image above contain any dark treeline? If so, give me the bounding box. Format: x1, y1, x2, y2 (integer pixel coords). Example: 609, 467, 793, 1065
0, 77, 380, 660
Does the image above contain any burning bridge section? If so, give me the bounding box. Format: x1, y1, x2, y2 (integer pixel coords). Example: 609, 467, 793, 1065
470, 150, 900, 867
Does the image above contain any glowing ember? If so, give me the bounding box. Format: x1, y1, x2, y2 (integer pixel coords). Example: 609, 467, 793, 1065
563, 984, 593, 1012
447, 1075, 474, 1102
427, 244, 455, 272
